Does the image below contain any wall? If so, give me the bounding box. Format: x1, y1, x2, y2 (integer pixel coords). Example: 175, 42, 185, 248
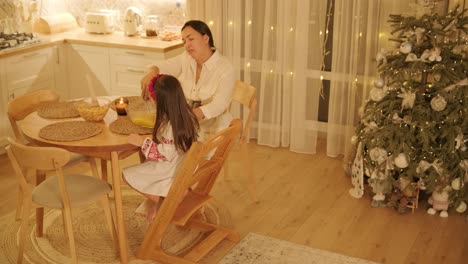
0, 0, 186, 32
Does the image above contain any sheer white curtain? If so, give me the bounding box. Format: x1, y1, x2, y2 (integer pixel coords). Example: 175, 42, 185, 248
186, 0, 440, 161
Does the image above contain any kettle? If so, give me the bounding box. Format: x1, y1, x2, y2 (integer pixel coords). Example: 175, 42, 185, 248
123, 6, 142, 36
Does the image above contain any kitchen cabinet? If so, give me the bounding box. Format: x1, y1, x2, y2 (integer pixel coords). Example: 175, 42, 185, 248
109, 46, 183, 96
0, 47, 56, 151
66, 44, 111, 99
4, 47, 55, 100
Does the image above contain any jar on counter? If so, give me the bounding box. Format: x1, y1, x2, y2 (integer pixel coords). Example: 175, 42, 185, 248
144, 15, 162, 37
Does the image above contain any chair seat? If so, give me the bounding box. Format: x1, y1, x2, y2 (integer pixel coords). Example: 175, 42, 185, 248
32, 174, 112, 209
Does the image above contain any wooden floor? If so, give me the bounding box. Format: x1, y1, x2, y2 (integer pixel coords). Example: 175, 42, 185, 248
0, 141, 466, 264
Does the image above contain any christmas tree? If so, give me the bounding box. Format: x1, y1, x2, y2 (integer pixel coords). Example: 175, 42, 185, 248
349, 5, 467, 217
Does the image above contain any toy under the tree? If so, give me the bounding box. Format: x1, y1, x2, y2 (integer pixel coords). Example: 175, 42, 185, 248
349, 5, 468, 217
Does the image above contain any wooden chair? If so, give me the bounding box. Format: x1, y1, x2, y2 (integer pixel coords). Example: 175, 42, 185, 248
224, 80, 258, 201
5, 137, 117, 264
136, 119, 242, 264
7, 89, 99, 220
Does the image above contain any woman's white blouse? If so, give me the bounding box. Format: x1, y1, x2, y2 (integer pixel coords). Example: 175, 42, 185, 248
153, 51, 235, 120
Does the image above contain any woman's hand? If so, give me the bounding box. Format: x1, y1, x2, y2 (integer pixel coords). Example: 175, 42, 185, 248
128, 134, 144, 147
141, 66, 160, 100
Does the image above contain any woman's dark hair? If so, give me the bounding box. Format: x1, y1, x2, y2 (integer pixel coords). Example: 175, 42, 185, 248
152, 75, 199, 152
182, 20, 215, 50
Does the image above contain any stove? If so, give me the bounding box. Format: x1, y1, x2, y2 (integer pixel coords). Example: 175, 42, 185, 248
0, 32, 45, 52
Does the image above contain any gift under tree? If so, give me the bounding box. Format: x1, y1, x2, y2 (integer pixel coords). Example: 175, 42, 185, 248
349, 5, 467, 217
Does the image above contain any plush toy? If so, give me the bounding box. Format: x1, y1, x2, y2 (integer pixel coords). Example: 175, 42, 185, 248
427, 185, 451, 217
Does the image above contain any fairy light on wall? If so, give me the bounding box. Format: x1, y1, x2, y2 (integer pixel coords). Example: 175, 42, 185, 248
209, 21, 214, 26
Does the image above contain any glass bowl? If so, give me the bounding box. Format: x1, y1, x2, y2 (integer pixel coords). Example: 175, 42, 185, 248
76, 98, 110, 122
127, 100, 156, 128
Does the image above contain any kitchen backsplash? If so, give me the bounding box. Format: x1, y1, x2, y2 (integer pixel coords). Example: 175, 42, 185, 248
1, 0, 186, 32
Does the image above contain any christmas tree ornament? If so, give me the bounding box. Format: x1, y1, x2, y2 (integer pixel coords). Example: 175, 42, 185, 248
433, 73, 441, 82
394, 153, 409, 168
430, 95, 447, 111
376, 48, 387, 64
351, 135, 358, 145
373, 78, 385, 88
349, 142, 365, 198
369, 87, 386, 102
369, 147, 387, 164
405, 53, 419, 62
397, 89, 416, 110
427, 185, 451, 218
450, 178, 463, 190
455, 201, 467, 213
428, 47, 442, 61
399, 42, 413, 54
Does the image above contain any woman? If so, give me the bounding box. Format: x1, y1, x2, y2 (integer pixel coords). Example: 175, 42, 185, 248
141, 20, 235, 141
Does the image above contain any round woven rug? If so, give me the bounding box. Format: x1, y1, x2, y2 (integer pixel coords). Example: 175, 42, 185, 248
0, 188, 232, 264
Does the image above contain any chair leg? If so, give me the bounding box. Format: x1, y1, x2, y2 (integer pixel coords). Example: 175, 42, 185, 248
62, 208, 78, 264
15, 187, 23, 220
241, 143, 257, 202
99, 196, 119, 252
17, 199, 32, 264
88, 157, 100, 178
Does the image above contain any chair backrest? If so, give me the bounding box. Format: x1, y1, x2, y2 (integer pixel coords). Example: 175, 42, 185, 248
137, 119, 242, 259
230, 80, 257, 144
7, 89, 60, 144
6, 137, 71, 200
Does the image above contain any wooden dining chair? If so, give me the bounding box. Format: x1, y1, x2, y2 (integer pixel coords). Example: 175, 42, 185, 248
136, 119, 242, 264
7, 89, 99, 220
5, 137, 117, 264
224, 80, 258, 202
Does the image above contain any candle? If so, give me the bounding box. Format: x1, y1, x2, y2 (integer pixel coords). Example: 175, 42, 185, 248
115, 97, 128, 116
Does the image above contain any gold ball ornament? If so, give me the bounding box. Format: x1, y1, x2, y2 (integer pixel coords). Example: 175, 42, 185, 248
455, 201, 467, 213
394, 153, 409, 168
430, 95, 447, 112
374, 78, 385, 88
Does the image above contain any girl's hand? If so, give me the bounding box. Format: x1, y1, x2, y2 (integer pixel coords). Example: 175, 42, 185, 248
141, 66, 160, 100
128, 134, 144, 147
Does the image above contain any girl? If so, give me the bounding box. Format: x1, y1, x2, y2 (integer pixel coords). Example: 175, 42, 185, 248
123, 74, 199, 222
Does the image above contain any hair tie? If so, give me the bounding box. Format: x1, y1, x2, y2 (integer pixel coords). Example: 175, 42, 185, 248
148, 73, 164, 101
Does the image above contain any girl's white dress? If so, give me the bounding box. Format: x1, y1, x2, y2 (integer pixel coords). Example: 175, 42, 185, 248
123, 124, 184, 197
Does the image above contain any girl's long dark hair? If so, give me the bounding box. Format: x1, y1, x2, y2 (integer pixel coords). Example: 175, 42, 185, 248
152, 75, 199, 152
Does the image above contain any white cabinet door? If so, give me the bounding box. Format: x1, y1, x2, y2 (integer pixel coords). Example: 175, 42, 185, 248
66, 44, 110, 99
4, 47, 55, 100
109, 47, 183, 96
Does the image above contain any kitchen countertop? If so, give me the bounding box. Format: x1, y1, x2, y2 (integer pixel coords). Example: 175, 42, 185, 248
0, 28, 183, 58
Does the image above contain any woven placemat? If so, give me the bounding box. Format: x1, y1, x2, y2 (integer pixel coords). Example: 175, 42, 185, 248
39, 121, 102, 141
109, 116, 153, 135
37, 101, 80, 119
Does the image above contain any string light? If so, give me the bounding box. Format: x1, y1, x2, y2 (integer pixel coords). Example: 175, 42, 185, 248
209, 21, 214, 25
248, 20, 252, 25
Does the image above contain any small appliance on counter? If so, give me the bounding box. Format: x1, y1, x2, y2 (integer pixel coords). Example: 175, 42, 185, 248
85, 12, 114, 34
123, 6, 142, 36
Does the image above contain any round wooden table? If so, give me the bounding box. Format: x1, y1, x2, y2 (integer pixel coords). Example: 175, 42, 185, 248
21, 108, 143, 264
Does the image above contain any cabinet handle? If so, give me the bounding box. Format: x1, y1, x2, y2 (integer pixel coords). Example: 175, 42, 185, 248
23, 52, 40, 58
125, 51, 145, 56
126, 68, 145, 73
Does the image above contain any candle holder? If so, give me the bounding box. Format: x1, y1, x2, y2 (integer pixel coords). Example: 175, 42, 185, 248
115, 97, 129, 116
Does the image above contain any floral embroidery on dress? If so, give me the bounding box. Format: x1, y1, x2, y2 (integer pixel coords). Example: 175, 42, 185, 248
141, 137, 174, 161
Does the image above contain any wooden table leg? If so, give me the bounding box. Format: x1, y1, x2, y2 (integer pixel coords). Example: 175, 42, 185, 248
111, 151, 128, 263
35, 170, 46, 237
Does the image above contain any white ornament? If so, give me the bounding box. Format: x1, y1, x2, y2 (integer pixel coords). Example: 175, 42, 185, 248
374, 78, 385, 88
369, 87, 387, 102
400, 42, 413, 54
397, 89, 416, 110
430, 95, 447, 112
351, 135, 358, 145
394, 153, 409, 168
451, 178, 463, 190
369, 147, 387, 165
456, 201, 467, 213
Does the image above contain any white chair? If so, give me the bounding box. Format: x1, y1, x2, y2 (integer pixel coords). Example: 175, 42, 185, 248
5, 137, 117, 264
